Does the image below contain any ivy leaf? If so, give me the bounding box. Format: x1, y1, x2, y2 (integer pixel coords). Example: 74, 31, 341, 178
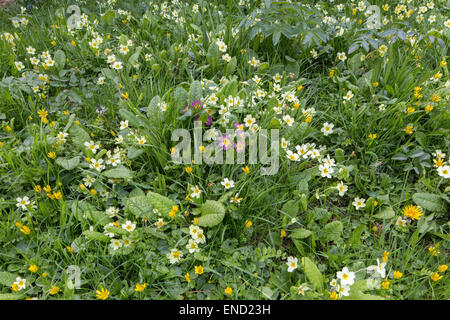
197, 200, 226, 227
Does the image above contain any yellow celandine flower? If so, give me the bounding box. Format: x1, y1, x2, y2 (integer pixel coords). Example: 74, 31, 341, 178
53, 191, 62, 200
38, 109, 48, 119
430, 273, 443, 282
79, 184, 86, 190
382, 251, 390, 263
438, 265, 448, 273
134, 283, 146, 292
43, 185, 52, 193
34, 185, 42, 192
41, 273, 47, 278
90, 189, 97, 196
0, 141, 4, 148
113, 221, 120, 228
122, 92, 129, 100
193, 217, 199, 225
280, 230, 286, 238
402, 205, 423, 220
369, 133, 377, 140
6, 125, 12, 132
48, 151, 56, 159
28, 265, 38, 273
71, 40, 76, 46
224, 287, 233, 295
242, 166, 250, 174
20, 225, 31, 235
49, 286, 59, 295
245, 220, 252, 228
431, 94, 440, 102
428, 243, 440, 256
194, 265, 204, 275
66, 246, 74, 253
185, 166, 192, 174
407, 107, 415, 114
96, 288, 109, 300
381, 280, 390, 289
329, 69, 335, 78
329, 291, 339, 300
11, 284, 19, 292
373, 82, 379, 87
185, 273, 191, 283
393, 271, 403, 279
425, 104, 434, 113
405, 124, 414, 134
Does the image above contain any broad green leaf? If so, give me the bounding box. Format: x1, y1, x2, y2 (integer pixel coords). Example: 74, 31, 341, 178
0, 272, 17, 287
82, 231, 111, 242
68, 123, 90, 149
290, 228, 312, 239
127, 195, 155, 219
0, 293, 23, 300
102, 10, 115, 25
301, 257, 323, 292
103, 166, 133, 179
56, 156, 80, 170
127, 146, 144, 160
281, 200, 298, 217
189, 80, 203, 103
147, 191, 176, 217
197, 200, 226, 227
54, 49, 66, 71
342, 280, 384, 300
412, 193, 446, 213
324, 221, 343, 242
349, 224, 366, 248
373, 206, 395, 219
104, 225, 130, 236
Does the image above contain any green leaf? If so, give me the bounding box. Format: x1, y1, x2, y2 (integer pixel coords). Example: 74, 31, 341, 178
342, 280, 384, 300
301, 257, 323, 292
349, 224, 366, 248
373, 206, 395, 219
104, 225, 130, 236
82, 231, 111, 242
0, 293, 23, 300
0, 272, 17, 287
323, 221, 343, 242
412, 193, 446, 213
54, 49, 66, 71
102, 10, 115, 25
290, 228, 312, 239
103, 166, 133, 179
127, 146, 144, 160
281, 200, 299, 217
68, 123, 90, 150
127, 195, 155, 219
197, 200, 226, 227
188, 80, 203, 103
146, 191, 176, 218
56, 156, 80, 170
